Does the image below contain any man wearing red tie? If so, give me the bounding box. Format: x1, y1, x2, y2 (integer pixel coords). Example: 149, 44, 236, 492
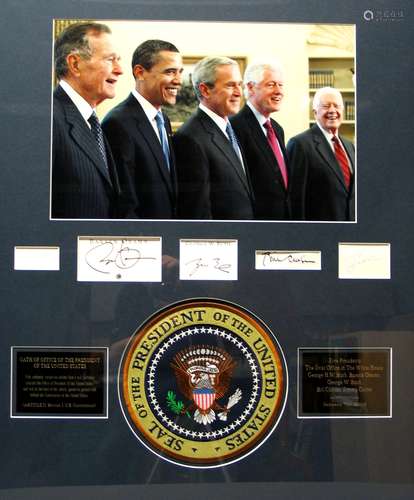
287, 87, 355, 221
231, 61, 290, 220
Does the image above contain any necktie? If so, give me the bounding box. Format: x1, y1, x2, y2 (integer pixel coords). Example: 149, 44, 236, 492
264, 120, 288, 188
155, 111, 171, 171
225, 122, 244, 170
332, 135, 351, 189
88, 112, 109, 171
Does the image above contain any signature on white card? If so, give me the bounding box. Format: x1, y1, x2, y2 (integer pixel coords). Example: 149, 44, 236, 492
185, 257, 232, 277
344, 253, 382, 272
85, 240, 156, 274
255, 250, 321, 271
261, 252, 317, 267
339, 244, 390, 279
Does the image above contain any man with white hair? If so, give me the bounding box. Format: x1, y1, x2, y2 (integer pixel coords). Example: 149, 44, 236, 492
52, 22, 124, 219
287, 87, 355, 221
173, 56, 254, 220
231, 61, 290, 219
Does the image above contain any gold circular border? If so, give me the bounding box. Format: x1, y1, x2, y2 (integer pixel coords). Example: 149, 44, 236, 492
120, 299, 287, 467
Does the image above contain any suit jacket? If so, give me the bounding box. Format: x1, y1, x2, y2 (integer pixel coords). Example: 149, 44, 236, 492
231, 105, 290, 220
173, 108, 254, 220
287, 124, 355, 221
51, 86, 121, 219
102, 93, 177, 219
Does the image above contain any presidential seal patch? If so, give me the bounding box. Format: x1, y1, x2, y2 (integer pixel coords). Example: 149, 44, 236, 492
118, 299, 288, 468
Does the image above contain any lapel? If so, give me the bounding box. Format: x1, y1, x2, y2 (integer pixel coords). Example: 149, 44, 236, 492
197, 109, 252, 198
104, 135, 121, 195
55, 86, 113, 187
341, 136, 355, 171
242, 106, 288, 190
126, 94, 174, 196
271, 120, 289, 170
311, 124, 349, 191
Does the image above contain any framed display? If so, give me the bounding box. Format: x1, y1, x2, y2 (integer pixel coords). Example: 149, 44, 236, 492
1, 0, 413, 499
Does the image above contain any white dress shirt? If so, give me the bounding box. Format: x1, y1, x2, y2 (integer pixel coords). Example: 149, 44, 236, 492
316, 121, 353, 172
59, 80, 95, 128
132, 89, 162, 142
199, 103, 244, 169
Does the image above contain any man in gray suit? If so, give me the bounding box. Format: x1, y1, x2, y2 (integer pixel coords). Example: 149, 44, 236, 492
52, 22, 124, 219
174, 56, 254, 220
287, 87, 355, 221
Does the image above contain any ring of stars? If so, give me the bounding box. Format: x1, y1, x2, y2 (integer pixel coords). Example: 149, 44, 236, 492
145, 326, 260, 441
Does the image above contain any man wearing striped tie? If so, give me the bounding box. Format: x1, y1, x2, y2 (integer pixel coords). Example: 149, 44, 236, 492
287, 87, 355, 221
51, 22, 124, 219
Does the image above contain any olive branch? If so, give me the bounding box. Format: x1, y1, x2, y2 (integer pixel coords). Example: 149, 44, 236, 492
166, 391, 191, 418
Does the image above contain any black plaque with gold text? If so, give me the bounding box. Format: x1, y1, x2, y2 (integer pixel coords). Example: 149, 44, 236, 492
11, 347, 107, 417
298, 348, 391, 417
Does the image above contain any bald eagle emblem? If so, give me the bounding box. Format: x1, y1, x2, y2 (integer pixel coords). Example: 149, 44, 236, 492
170, 345, 242, 425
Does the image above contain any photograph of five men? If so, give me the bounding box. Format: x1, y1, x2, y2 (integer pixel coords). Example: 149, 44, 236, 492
51, 20, 355, 222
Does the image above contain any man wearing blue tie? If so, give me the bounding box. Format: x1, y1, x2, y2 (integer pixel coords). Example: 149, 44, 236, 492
103, 39, 183, 219
174, 56, 254, 220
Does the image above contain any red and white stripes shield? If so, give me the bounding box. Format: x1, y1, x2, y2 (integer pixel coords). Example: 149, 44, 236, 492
193, 388, 216, 410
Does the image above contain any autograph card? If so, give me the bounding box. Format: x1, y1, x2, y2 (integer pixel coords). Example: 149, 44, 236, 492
338, 243, 391, 279
77, 236, 162, 282
255, 250, 321, 271
179, 239, 238, 280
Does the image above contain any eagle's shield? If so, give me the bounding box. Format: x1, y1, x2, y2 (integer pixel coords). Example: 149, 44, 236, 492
193, 388, 216, 411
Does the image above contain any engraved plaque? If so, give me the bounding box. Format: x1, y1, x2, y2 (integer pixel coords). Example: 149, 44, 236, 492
11, 347, 108, 418
298, 348, 391, 417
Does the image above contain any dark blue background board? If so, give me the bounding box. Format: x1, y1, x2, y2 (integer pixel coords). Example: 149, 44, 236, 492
1, 0, 413, 498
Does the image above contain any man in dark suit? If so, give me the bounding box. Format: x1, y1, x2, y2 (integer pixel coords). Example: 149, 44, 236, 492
102, 40, 182, 219
231, 61, 290, 220
52, 22, 124, 219
174, 56, 254, 220
287, 87, 355, 221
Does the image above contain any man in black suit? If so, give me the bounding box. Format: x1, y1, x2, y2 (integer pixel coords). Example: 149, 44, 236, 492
174, 56, 254, 220
52, 22, 124, 219
287, 87, 355, 221
231, 61, 290, 220
102, 40, 182, 219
